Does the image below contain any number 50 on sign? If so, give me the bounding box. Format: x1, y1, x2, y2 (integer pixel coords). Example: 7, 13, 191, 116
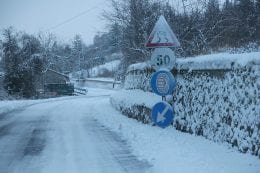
151, 48, 176, 70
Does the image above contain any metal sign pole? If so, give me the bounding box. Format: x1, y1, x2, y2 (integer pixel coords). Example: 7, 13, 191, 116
162, 96, 166, 101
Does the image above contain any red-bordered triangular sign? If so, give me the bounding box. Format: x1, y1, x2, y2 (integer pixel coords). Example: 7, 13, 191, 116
146, 15, 180, 48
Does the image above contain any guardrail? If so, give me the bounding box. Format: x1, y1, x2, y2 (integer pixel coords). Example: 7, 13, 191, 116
74, 87, 88, 95
84, 78, 121, 85
74, 78, 122, 89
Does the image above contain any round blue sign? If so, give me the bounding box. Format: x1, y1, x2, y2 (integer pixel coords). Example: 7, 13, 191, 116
151, 101, 174, 128
150, 69, 176, 96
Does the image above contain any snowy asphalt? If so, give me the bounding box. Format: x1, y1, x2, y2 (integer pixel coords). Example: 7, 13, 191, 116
0, 95, 151, 173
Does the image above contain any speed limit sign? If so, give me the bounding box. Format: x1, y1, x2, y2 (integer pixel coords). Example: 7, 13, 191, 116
151, 48, 176, 70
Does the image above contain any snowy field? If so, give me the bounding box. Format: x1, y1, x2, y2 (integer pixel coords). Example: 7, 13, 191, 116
71, 60, 121, 79
89, 60, 120, 77
0, 88, 259, 173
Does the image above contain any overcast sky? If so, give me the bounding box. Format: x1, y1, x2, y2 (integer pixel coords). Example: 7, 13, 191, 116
0, 0, 110, 45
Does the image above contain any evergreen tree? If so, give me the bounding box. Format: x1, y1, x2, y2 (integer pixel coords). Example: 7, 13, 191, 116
2, 27, 22, 95
72, 35, 84, 71
255, 0, 260, 43
18, 33, 42, 97
235, 0, 256, 44
204, 0, 222, 49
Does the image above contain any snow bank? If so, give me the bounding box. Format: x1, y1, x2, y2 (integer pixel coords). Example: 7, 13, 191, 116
110, 90, 158, 124
112, 51, 260, 157
0, 100, 37, 114
0, 96, 83, 115
177, 52, 260, 70
89, 60, 120, 77
96, 97, 260, 173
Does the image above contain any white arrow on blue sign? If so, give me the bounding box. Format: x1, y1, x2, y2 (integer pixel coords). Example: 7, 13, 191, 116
150, 69, 176, 96
151, 101, 174, 128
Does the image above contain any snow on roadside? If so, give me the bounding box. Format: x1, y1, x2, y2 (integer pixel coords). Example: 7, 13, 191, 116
0, 88, 117, 115
177, 51, 260, 70
0, 96, 83, 115
0, 99, 40, 114
0, 90, 259, 173
110, 89, 161, 109
93, 96, 260, 173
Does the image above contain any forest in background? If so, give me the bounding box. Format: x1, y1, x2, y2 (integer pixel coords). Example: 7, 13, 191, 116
0, 0, 259, 98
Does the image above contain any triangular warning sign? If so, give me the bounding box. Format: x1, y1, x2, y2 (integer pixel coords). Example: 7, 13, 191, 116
146, 15, 180, 48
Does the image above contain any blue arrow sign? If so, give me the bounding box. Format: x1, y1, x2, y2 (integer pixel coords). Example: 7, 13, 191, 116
151, 69, 176, 96
151, 101, 174, 128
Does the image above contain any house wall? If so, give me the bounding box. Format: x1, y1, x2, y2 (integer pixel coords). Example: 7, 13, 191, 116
35, 70, 69, 91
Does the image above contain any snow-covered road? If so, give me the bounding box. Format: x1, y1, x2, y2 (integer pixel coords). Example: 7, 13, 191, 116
0, 88, 259, 173
0, 92, 151, 173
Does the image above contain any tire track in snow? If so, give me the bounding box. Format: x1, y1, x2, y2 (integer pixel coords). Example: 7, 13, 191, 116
83, 118, 152, 173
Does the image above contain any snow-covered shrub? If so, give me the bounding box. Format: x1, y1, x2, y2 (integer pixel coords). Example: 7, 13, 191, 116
174, 63, 259, 157
112, 52, 260, 157
124, 62, 154, 91
110, 89, 162, 124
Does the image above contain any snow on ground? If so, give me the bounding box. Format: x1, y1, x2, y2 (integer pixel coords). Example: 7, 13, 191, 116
89, 60, 120, 77
87, 87, 116, 96
72, 77, 122, 90
92, 95, 260, 173
83, 77, 115, 82
0, 88, 116, 115
0, 88, 259, 173
110, 89, 173, 109
0, 96, 84, 115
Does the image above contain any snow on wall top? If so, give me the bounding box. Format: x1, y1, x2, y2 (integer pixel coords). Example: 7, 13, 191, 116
126, 52, 260, 72
111, 89, 161, 108
177, 52, 260, 70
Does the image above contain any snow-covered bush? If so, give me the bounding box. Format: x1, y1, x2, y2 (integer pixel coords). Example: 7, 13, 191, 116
124, 62, 154, 91
111, 52, 260, 157
174, 63, 259, 157
110, 89, 171, 124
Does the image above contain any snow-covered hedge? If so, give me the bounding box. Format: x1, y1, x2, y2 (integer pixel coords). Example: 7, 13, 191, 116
110, 90, 160, 124
124, 62, 154, 91
112, 52, 260, 157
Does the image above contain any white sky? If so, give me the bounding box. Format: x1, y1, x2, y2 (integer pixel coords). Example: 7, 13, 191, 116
0, 0, 224, 45
0, 0, 110, 45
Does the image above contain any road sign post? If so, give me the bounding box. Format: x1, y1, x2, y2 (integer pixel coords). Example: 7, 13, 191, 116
145, 15, 180, 128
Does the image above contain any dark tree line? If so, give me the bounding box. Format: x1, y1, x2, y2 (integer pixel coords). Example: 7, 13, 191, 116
101, 0, 259, 71
0, 28, 115, 98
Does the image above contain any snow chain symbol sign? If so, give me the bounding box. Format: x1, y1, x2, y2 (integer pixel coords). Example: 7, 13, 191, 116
156, 73, 169, 94
156, 31, 169, 43
151, 70, 176, 96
